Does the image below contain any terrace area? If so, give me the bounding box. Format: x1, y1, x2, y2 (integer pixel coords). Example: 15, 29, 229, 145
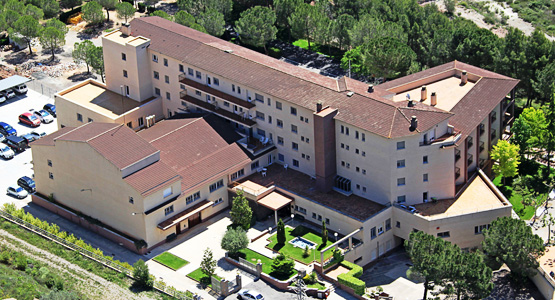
179, 74, 255, 109
180, 92, 256, 127
238, 164, 386, 222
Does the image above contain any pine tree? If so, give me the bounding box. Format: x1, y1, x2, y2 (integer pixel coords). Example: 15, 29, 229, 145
230, 190, 252, 230
277, 218, 286, 245
321, 220, 328, 246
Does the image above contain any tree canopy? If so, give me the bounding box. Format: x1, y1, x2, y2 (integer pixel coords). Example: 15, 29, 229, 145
82, 1, 104, 25
235, 6, 277, 54
361, 36, 416, 80
230, 190, 252, 230
116, 2, 136, 23
221, 227, 248, 255
490, 140, 521, 183
9, 15, 41, 55
40, 20, 68, 60
197, 8, 225, 37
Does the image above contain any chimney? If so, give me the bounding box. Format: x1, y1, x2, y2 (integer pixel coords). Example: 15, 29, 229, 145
121, 23, 131, 36
368, 85, 374, 93
408, 100, 414, 107
461, 70, 468, 85
431, 92, 437, 106
421, 86, 427, 101
410, 116, 418, 131
316, 102, 323, 113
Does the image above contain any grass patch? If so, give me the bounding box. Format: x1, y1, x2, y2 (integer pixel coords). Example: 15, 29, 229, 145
187, 267, 221, 287
267, 226, 334, 265
292, 39, 344, 60
232, 248, 298, 281
153, 252, 189, 270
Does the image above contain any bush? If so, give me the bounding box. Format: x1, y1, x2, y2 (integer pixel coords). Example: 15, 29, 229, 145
221, 227, 249, 255
337, 261, 365, 295
133, 259, 153, 288
271, 253, 295, 278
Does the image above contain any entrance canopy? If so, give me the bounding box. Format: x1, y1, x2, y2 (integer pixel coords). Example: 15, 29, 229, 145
0, 75, 30, 91
258, 192, 293, 211
158, 200, 213, 230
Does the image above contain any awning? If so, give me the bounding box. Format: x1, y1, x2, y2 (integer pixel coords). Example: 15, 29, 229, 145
0, 75, 30, 91
257, 191, 293, 211
157, 200, 213, 230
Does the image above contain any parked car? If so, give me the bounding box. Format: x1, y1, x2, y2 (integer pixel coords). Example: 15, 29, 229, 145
238, 290, 264, 300
43, 104, 56, 117
32, 109, 54, 124
14, 84, 27, 94
0, 144, 14, 159
17, 176, 35, 193
29, 131, 46, 140
0, 95, 6, 103
5, 135, 27, 152
0, 133, 4, 143
6, 185, 28, 199
19, 112, 41, 127
20, 133, 37, 146
0, 122, 16, 136
1, 89, 15, 99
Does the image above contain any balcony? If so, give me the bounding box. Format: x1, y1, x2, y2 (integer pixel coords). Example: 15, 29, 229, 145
491, 129, 497, 140
503, 111, 515, 127
455, 149, 461, 162
237, 136, 275, 156
479, 158, 486, 168
180, 91, 256, 127
479, 123, 485, 136
502, 96, 515, 113
467, 136, 473, 148
491, 112, 497, 123
479, 141, 485, 153
455, 167, 461, 179
179, 74, 255, 109
467, 154, 473, 166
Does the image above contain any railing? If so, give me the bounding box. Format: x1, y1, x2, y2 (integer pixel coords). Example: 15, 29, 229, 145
479, 123, 485, 136
178, 73, 255, 109
455, 149, 461, 162
479, 141, 485, 153
455, 167, 461, 179
491, 112, 497, 123
479, 158, 486, 168
467, 154, 473, 166
467, 136, 473, 148
491, 129, 497, 140
0, 209, 198, 300
239, 257, 258, 275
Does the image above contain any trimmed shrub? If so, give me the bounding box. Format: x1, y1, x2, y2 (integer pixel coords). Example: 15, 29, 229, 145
337, 261, 365, 295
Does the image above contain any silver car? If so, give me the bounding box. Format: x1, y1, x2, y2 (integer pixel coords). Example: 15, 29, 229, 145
238, 289, 264, 300
7, 185, 28, 199
0, 144, 14, 159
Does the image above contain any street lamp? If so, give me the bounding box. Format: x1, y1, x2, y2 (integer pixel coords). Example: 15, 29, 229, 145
131, 212, 144, 216
268, 226, 272, 234
291, 213, 295, 227
334, 232, 338, 243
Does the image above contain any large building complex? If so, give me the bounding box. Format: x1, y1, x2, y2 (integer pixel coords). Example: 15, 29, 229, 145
34, 16, 516, 266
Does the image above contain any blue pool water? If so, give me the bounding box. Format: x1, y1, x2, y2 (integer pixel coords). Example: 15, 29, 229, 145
289, 236, 316, 249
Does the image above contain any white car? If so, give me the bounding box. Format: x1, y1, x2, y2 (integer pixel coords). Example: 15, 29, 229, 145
0, 95, 6, 103
1, 89, 15, 99
7, 185, 28, 199
0, 144, 14, 159
238, 289, 264, 300
33, 110, 54, 124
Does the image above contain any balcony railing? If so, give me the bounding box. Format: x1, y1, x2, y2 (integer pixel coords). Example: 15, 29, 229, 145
479, 123, 485, 136
491, 129, 497, 140
237, 136, 275, 155
467, 136, 473, 148
503, 112, 515, 127
491, 112, 497, 123
455, 167, 461, 179
467, 154, 473, 166
180, 91, 256, 127
479, 141, 485, 153
455, 149, 461, 162
178, 74, 255, 109
479, 158, 486, 168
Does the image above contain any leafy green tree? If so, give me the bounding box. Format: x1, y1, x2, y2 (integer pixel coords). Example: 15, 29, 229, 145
274, 0, 302, 40
25, 4, 44, 21
40, 21, 68, 60
511, 117, 533, 157
90, 46, 104, 83
190, 23, 207, 33
82, 1, 104, 26
333, 14, 354, 50
444, 0, 457, 15
2, 10, 21, 30
151, 10, 172, 20
235, 6, 277, 54
405, 231, 454, 300
221, 227, 249, 256
230, 190, 252, 230
321, 220, 328, 246
534, 61, 555, 103
9, 16, 41, 55
197, 9, 225, 37
98, 0, 117, 22
72, 40, 96, 74
276, 218, 286, 245
176, 0, 232, 19
116, 2, 136, 23
524, 29, 552, 103
341, 46, 367, 75
200, 248, 217, 279
132, 259, 153, 288
289, 3, 326, 51
446, 250, 493, 300
490, 140, 520, 184
511, 107, 547, 156
482, 216, 545, 283
60, 0, 83, 10
361, 37, 416, 80
174, 10, 196, 27
41, 0, 60, 19
494, 28, 527, 83
271, 253, 295, 277
5, 0, 25, 13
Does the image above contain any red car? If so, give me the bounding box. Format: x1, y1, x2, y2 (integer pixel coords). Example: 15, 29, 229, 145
18, 112, 41, 127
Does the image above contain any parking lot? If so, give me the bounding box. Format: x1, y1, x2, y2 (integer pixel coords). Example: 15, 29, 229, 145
0, 87, 58, 209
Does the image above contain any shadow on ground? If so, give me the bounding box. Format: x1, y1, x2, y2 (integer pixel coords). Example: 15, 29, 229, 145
68, 72, 97, 82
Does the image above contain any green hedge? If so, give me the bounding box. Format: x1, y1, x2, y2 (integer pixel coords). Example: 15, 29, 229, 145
337, 261, 365, 295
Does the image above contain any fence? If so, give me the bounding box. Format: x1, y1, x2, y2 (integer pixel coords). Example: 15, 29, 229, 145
211, 276, 222, 294
0, 209, 199, 300
239, 257, 258, 275
26, 80, 59, 99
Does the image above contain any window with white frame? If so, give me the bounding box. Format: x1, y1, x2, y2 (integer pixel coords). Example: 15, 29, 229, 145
437, 231, 450, 238
255, 93, 264, 103
397, 160, 405, 168
397, 178, 405, 186
164, 205, 174, 215
163, 58, 168, 66
213, 198, 223, 206
209, 180, 224, 192
186, 191, 201, 204
371, 227, 377, 239
152, 54, 158, 62
188, 68, 194, 75
276, 101, 282, 110
230, 169, 244, 180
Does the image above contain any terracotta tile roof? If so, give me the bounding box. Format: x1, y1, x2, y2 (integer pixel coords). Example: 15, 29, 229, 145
137, 118, 198, 142
30, 126, 75, 146
54, 122, 121, 142
123, 160, 180, 196
450, 78, 519, 139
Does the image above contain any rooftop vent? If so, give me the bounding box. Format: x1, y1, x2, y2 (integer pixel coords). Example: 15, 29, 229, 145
408, 100, 415, 107
431, 92, 437, 106
368, 85, 374, 93
410, 116, 418, 131
421, 86, 427, 101
347, 91, 354, 97
224, 49, 233, 53
461, 70, 468, 85
121, 23, 131, 36
316, 102, 323, 112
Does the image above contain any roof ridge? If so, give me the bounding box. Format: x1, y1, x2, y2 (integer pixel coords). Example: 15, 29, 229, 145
149, 117, 204, 142
86, 124, 123, 142
397, 107, 421, 133
53, 125, 84, 141
387, 109, 397, 138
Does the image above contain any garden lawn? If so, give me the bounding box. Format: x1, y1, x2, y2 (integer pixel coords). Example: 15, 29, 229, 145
234, 248, 297, 281
267, 226, 334, 264
187, 267, 221, 287
153, 252, 189, 270
292, 39, 344, 59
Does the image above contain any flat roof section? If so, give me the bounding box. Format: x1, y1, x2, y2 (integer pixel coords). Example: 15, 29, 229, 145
392, 76, 475, 111
103, 30, 149, 46
0, 75, 31, 91
240, 164, 386, 222
59, 81, 155, 119
258, 192, 294, 211
414, 172, 508, 218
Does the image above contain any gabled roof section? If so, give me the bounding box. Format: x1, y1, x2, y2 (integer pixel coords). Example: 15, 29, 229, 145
123, 160, 181, 196
30, 126, 75, 147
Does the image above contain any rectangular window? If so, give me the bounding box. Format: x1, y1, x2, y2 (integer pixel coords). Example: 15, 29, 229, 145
276, 101, 282, 110
362, 133, 366, 142
397, 141, 405, 150
341, 125, 344, 134
179, 64, 184, 72
164, 205, 174, 215
49, 172, 54, 179
306, 138, 309, 143
268, 116, 272, 124
397, 160, 405, 168
291, 124, 298, 134
292, 142, 298, 150
290, 107, 297, 116
230, 169, 245, 180
267, 98, 271, 106
163, 58, 168, 66
362, 169, 366, 175
356, 184, 360, 190
251, 161, 260, 170
385, 219, 391, 231
306, 155, 310, 161
232, 84, 235, 92
163, 187, 172, 198
209, 179, 224, 192
138, 117, 144, 127
195, 90, 201, 96
355, 149, 359, 154
362, 186, 366, 192
77, 113, 82, 122
165, 75, 170, 84
293, 159, 299, 167
475, 224, 490, 234
423, 155, 428, 164
224, 101, 230, 107
294, 205, 307, 214
312, 213, 317, 219
437, 231, 450, 238
47, 159, 52, 167
396, 221, 401, 228
423, 192, 428, 201
127, 122, 132, 128
325, 218, 330, 225
345, 127, 349, 136
278, 153, 284, 162
153, 71, 159, 79
256, 111, 265, 121
341, 143, 344, 149
152, 54, 158, 62
277, 119, 283, 128
397, 178, 405, 186
188, 67, 194, 76
378, 225, 384, 235
256, 129, 266, 138
129, 197, 134, 204
213, 78, 219, 85
186, 192, 201, 204
318, 214, 322, 221
123, 70, 128, 77
213, 198, 223, 206
362, 151, 366, 157
355, 131, 359, 139
155, 88, 161, 95
196, 71, 201, 79
356, 167, 360, 172
423, 173, 429, 182
121, 53, 126, 61
87, 117, 93, 122
300, 116, 304, 122
371, 227, 377, 239
237, 86, 241, 94
397, 195, 406, 203
255, 93, 264, 103
277, 136, 284, 145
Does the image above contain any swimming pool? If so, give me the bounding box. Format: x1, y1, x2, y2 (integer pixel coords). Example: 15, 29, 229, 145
289, 236, 316, 249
